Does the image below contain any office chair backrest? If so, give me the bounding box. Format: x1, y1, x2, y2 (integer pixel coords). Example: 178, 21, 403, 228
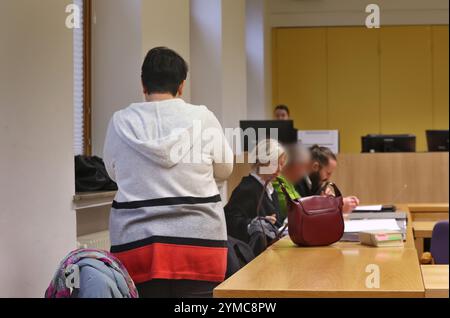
431, 221, 449, 265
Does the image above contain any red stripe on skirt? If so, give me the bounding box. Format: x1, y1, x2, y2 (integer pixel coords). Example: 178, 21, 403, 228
113, 243, 228, 284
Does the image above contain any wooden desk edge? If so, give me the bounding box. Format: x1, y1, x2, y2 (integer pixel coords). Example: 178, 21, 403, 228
421, 265, 450, 299
413, 223, 435, 238
214, 204, 425, 298
214, 289, 425, 299
408, 204, 449, 213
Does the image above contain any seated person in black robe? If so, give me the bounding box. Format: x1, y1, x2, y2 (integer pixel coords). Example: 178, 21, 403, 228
225, 139, 287, 253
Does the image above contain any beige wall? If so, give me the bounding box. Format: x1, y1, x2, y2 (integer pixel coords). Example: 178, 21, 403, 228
190, 0, 223, 117
222, 0, 248, 129
142, 0, 191, 101
190, 0, 247, 129
91, 0, 143, 156
92, 0, 192, 156
0, 0, 76, 297
82, 0, 192, 237
246, 0, 272, 120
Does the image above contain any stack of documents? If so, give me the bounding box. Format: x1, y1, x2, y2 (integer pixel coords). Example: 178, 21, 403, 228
359, 231, 404, 247
342, 212, 407, 242
352, 205, 397, 213
345, 219, 401, 232
353, 205, 384, 212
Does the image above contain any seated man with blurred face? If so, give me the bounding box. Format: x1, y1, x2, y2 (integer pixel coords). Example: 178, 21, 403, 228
296, 145, 360, 213
274, 105, 290, 120
273, 143, 311, 221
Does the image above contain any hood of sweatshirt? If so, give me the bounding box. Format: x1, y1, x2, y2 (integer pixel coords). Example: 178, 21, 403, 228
112, 99, 203, 169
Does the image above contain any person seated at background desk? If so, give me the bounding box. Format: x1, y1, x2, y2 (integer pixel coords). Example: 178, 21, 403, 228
225, 140, 287, 251
273, 143, 311, 221
296, 145, 360, 213
274, 104, 291, 120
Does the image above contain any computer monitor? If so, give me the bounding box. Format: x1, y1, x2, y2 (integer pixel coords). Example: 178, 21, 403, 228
240, 120, 298, 152
427, 130, 449, 152
362, 134, 416, 153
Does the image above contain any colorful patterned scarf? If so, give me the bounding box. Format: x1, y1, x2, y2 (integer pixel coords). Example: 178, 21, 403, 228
45, 249, 139, 298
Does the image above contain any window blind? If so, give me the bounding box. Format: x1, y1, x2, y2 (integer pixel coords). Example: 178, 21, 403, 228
73, 0, 85, 155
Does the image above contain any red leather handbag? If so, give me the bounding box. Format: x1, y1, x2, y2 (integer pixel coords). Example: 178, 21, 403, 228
282, 184, 345, 247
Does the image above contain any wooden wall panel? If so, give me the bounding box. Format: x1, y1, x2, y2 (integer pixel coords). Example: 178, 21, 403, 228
432, 26, 449, 129
272, 28, 328, 130
227, 153, 449, 204
380, 26, 434, 152
272, 26, 448, 153
332, 153, 449, 204
328, 27, 381, 153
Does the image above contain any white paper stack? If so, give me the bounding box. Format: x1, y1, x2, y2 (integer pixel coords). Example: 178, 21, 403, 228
342, 219, 402, 242
344, 219, 401, 233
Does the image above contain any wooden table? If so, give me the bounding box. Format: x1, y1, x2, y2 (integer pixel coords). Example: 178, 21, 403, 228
215, 241, 424, 298
413, 221, 436, 239
421, 265, 449, 298
410, 204, 449, 256
215, 205, 425, 298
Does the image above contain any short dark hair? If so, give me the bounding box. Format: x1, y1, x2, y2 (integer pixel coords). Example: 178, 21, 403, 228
274, 105, 290, 115
310, 145, 337, 167
141, 47, 188, 96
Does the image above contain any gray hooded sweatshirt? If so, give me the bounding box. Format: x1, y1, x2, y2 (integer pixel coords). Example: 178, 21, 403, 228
103, 98, 234, 284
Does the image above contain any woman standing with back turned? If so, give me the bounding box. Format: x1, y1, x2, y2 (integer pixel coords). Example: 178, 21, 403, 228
103, 47, 234, 298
